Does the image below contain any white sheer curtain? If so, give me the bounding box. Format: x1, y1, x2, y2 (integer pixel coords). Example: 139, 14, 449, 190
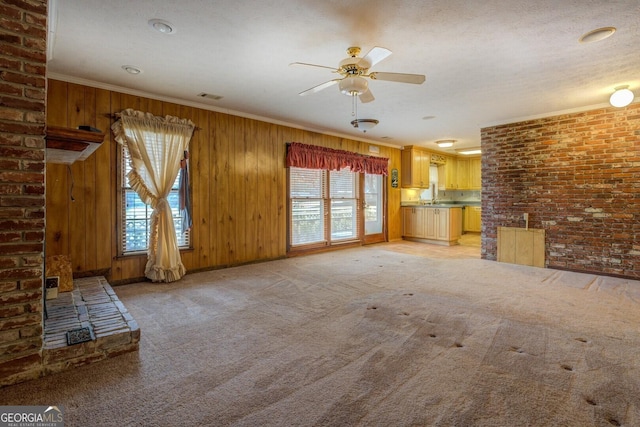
112, 109, 195, 282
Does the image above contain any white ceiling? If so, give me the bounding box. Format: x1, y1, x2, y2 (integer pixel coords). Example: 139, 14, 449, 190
46, 0, 640, 152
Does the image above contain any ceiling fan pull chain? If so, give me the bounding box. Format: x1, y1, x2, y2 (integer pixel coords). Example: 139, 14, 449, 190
352, 94, 357, 117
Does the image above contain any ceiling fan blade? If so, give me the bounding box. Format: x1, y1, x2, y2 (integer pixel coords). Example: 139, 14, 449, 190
289, 62, 339, 72
369, 72, 426, 84
298, 79, 340, 96
359, 89, 375, 103
360, 46, 392, 69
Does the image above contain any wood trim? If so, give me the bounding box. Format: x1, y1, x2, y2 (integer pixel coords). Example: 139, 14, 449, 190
46, 125, 105, 145
45, 125, 106, 164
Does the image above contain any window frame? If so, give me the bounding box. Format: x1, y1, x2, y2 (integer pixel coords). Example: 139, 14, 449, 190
117, 143, 191, 256
287, 166, 362, 253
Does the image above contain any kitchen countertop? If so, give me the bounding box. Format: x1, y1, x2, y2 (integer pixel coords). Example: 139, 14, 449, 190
401, 202, 481, 208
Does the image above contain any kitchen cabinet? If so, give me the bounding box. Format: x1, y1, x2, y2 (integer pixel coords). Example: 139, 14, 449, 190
437, 156, 456, 190
470, 157, 481, 189
428, 207, 461, 242
402, 207, 425, 238
401, 146, 430, 188
464, 206, 482, 232
455, 158, 470, 189
448, 156, 481, 190
402, 206, 461, 245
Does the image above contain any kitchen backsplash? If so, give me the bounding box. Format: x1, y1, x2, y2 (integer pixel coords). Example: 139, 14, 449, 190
401, 188, 481, 204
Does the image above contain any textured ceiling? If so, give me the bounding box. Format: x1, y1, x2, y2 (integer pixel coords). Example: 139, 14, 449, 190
46, 0, 640, 152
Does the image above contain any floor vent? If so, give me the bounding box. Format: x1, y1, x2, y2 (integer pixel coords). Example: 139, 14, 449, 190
66, 327, 95, 346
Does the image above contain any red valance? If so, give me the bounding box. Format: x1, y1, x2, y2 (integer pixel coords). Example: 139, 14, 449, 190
286, 142, 389, 175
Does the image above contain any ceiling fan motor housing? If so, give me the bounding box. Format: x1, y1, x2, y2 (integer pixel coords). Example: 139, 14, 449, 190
339, 56, 367, 74
294, 46, 424, 100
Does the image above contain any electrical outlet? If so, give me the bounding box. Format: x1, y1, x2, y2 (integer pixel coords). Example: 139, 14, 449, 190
523, 213, 529, 221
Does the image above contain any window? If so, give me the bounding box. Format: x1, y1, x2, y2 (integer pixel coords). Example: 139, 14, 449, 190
119, 145, 190, 254
288, 166, 360, 250
330, 168, 358, 241
290, 168, 325, 246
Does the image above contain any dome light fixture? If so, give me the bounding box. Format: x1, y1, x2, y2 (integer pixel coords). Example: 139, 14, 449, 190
351, 118, 378, 132
436, 140, 455, 148
609, 85, 634, 108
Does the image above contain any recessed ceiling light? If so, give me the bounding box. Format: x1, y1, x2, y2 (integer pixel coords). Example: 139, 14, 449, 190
122, 65, 142, 75
422, 115, 436, 120
148, 19, 175, 34
456, 147, 482, 155
579, 27, 616, 43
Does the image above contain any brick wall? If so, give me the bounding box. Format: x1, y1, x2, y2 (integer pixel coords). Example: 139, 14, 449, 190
481, 103, 640, 279
0, 0, 47, 386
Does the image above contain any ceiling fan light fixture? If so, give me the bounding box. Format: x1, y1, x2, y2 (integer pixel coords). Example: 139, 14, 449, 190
609, 85, 634, 108
351, 119, 378, 132
436, 140, 455, 148
339, 76, 368, 96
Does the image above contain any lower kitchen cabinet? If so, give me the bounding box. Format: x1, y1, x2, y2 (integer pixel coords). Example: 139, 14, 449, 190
402, 206, 462, 245
464, 206, 482, 232
403, 207, 425, 238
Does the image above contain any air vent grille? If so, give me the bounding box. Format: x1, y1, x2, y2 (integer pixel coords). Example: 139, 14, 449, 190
197, 92, 223, 100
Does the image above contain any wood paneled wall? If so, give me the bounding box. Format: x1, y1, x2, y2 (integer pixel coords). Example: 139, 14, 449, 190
46, 80, 402, 283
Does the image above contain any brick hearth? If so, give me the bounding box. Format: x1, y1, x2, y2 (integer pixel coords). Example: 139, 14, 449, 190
43, 276, 139, 375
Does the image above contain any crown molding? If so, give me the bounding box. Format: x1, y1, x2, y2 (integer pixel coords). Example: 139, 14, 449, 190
45, 72, 402, 150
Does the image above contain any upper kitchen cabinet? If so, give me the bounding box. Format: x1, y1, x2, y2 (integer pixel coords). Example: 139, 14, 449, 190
401, 146, 431, 188
437, 155, 456, 190
446, 155, 481, 190
469, 157, 481, 190
456, 157, 470, 189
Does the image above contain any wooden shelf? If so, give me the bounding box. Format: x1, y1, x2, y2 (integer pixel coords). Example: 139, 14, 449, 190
45, 126, 105, 164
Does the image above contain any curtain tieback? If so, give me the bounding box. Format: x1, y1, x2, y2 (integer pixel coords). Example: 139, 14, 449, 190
156, 198, 170, 210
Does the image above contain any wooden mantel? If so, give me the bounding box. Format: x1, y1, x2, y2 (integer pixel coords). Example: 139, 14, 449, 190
45, 126, 106, 165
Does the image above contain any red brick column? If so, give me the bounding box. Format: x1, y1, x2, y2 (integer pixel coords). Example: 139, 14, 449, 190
481, 104, 640, 279
0, 0, 47, 386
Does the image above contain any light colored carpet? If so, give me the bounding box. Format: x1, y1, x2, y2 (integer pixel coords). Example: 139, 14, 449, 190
2, 244, 640, 426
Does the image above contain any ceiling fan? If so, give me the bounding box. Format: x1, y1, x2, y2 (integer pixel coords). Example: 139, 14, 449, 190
291, 46, 426, 103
